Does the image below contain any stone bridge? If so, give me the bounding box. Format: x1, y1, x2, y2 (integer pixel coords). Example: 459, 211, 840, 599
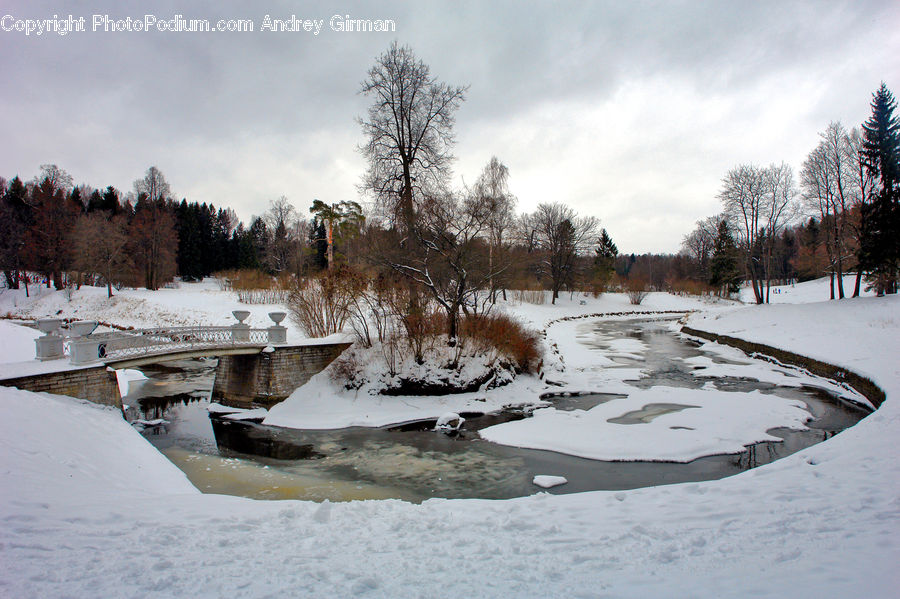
0, 315, 351, 409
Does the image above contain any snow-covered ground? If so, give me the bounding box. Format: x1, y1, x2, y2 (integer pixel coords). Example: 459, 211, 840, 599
738, 274, 872, 304
1, 278, 899, 597
0, 278, 298, 333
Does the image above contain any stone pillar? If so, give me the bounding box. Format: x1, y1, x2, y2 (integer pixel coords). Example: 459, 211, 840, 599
69, 321, 100, 365
211, 342, 351, 408
267, 312, 287, 345
267, 326, 287, 344
232, 310, 251, 342
35, 319, 64, 361
70, 337, 103, 365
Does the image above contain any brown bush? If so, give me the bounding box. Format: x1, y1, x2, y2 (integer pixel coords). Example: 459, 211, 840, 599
287, 266, 367, 337
625, 276, 650, 305
217, 269, 291, 304
459, 313, 542, 373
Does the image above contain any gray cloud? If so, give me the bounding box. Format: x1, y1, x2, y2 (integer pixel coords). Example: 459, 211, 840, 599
2, 0, 898, 252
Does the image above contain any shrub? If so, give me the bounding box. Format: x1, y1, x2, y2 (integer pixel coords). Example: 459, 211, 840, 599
512, 289, 546, 305
287, 266, 367, 337
625, 277, 650, 305
459, 313, 542, 373
217, 269, 291, 304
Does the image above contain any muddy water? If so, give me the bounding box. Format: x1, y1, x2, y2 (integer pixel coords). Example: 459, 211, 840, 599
125, 320, 869, 502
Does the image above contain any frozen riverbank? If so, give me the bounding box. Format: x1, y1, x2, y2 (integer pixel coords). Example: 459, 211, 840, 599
1, 280, 898, 597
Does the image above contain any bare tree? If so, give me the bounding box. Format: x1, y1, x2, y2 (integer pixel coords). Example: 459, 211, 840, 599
134, 166, 171, 202
380, 190, 504, 344
70, 214, 131, 297
128, 199, 177, 290
681, 215, 722, 281
473, 156, 517, 302
761, 162, 798, 301
846, 126, 877, 297
264, 196, 300, 273
25, 166, 78, 289
359, 41, 467, 235
530, 203, 599, 304
719, 164, 767, 304
801, 123, 857, 299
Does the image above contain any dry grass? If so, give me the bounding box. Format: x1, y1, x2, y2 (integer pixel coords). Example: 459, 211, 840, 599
511, 289, 546, 305
460, 313, 542, 373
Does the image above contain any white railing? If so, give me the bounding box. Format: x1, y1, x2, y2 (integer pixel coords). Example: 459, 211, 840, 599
92, 326, 272, 361
34, 312, 289, 365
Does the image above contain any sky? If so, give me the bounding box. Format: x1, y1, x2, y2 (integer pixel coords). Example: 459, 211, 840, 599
1, 1, 898, 254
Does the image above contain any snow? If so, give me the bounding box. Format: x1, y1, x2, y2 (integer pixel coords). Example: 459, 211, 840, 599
532, 475, 568, 488
435, 411, 464, 431
0, 320, 41, 364
480, 386, 811, 462
738, 274, 873, 304
1, 277, 898, 596
115, 368, 148, 396
222, 407, 269, 421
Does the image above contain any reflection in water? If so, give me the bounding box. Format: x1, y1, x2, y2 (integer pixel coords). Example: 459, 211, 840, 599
123, 321, 870, 503
607, 403, 699, 425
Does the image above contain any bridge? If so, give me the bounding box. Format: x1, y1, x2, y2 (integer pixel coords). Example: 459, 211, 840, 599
1, 313, 352, 409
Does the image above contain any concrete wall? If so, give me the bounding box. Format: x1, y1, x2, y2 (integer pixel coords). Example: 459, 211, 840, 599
681, 325, 884, 409
212, 342, 352, 407
0, 367, 122, 409
1, 342, 351, 411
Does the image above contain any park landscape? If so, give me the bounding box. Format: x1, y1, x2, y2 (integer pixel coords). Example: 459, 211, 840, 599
1, 2, 899, 597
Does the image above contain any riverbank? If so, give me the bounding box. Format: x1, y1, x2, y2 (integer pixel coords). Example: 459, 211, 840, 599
1, 281, 898, 597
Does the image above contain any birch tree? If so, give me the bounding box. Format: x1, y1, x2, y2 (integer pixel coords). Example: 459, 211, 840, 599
719, 164, 767, 304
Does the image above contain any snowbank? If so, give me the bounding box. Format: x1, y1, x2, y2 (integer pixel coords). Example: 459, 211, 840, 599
1, 280, 898, 597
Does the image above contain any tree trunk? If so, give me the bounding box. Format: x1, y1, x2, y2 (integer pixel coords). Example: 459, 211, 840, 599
326, 220, 334, 270
3, 270, 18, 289
853, 271, 862, 298
829, 270, 835, 300
836, 255, 845, 299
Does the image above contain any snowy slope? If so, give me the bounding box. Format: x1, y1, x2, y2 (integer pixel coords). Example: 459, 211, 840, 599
1, 281, 898, 597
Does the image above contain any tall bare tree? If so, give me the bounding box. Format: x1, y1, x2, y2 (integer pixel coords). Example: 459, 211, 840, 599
359, 41, 467, 236
264, 196, 299, 274
25, 165, 78, 289
529, 203, 599, 304
761, 162, 797, 301
801, 123, 856, 299
473, 156, 516, 302
847, 126, 877, 296
719, 164, 767, 304
134, 166, 171, 202
70, 214, 131, 297
681, 215, 722, 281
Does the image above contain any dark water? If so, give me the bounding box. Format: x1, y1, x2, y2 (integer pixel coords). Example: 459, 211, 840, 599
125, 320, 870, 503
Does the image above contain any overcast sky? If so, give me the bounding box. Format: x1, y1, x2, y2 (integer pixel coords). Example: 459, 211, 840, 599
2, 0, 898, 253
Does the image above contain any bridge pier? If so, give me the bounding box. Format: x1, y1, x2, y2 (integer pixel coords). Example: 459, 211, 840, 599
0, 366, 122, 409
211, 342, 351, 408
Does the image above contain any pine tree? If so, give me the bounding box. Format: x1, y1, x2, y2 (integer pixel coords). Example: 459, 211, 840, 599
0, 176, 30, 288
858, 83, 900, 295
593, 228, 618, 288
709, 221, 741, 296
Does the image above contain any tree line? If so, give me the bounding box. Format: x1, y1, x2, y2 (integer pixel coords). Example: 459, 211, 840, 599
680, 83, 899, 302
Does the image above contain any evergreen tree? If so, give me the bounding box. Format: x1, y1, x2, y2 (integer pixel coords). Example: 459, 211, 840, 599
87, 189, 104, 213
307, 217, 328, 271
100, 186, 120, 215
0, 176, 30, 288
249, 217, 270, 272
858, 83, 900, 294
593, 228, 618, 288
709, 221, 741, 296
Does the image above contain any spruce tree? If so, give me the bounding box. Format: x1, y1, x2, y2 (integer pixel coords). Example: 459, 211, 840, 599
593, 228, 618, 288
858, 83, 900, 294
709, 221, 741, 296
